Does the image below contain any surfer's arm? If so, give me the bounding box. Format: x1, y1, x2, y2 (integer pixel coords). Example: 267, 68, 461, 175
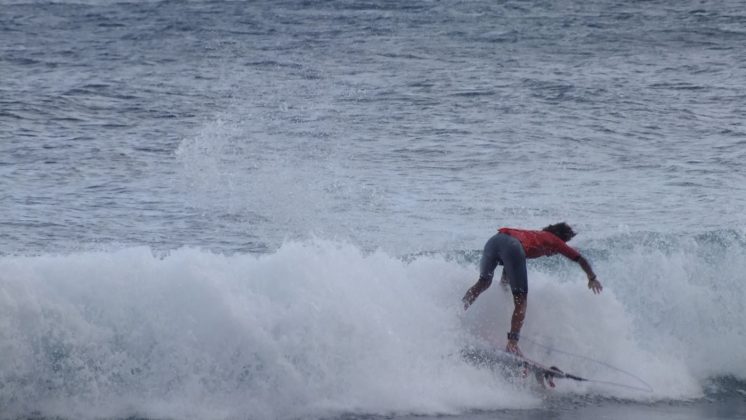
576, 255, 602, 294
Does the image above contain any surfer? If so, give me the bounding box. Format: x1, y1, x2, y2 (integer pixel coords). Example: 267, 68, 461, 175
462, 223, 602, 356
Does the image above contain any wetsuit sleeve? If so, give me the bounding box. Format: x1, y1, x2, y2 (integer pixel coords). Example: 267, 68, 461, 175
549, 236, 581, 261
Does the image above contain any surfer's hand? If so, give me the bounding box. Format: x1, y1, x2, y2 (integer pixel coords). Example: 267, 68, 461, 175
505, 340, 523, 357
588, 278, 603, 294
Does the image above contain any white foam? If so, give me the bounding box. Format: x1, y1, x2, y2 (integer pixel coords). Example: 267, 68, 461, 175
0, 243, 534, 420
1, 237, 743, 418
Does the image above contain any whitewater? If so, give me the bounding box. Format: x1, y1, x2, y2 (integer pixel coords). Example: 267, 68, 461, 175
2, 233, 745, 418
2, 0, 746, 419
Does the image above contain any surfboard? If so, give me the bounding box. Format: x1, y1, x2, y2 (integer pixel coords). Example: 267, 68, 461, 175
461, 346, 587, 388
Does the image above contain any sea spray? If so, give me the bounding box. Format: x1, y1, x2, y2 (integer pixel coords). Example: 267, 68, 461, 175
0, 242, 533, 420
1, 232, 745, 418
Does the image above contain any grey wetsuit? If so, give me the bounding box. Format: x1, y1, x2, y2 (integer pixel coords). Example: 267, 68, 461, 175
479, 232, 528, 294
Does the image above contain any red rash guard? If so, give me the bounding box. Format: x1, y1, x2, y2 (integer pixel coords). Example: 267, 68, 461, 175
498, 227, 581, 261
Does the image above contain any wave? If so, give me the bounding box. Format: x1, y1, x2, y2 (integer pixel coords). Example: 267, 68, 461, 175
0, 233, 744, 419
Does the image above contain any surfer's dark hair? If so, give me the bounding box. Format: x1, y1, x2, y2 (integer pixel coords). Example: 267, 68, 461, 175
543, 222, 576, 242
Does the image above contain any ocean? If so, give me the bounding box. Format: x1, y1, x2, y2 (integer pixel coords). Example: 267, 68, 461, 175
1, 0, 745, 419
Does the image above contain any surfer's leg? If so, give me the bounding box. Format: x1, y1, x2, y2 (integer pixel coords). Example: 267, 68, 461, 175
500, 236, 528, 351
462, 275, 492, 310
499, 269, 509, 291
502, 241, 527, 296
509, 292, 527, 339
462, 234, 502, 309
505, 292, 527, 355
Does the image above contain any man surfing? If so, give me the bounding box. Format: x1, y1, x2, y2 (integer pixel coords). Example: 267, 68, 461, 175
462, 223, 602, 356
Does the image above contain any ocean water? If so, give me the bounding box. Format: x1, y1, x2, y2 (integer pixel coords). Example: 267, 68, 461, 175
1, 0, 745, 419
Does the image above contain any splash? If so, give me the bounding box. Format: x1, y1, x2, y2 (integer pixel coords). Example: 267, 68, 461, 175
1, 233, 744, 419
0, 242, 531, 420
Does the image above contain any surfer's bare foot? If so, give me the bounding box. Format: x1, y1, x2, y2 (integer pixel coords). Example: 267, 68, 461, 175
505, 340, 523, 357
